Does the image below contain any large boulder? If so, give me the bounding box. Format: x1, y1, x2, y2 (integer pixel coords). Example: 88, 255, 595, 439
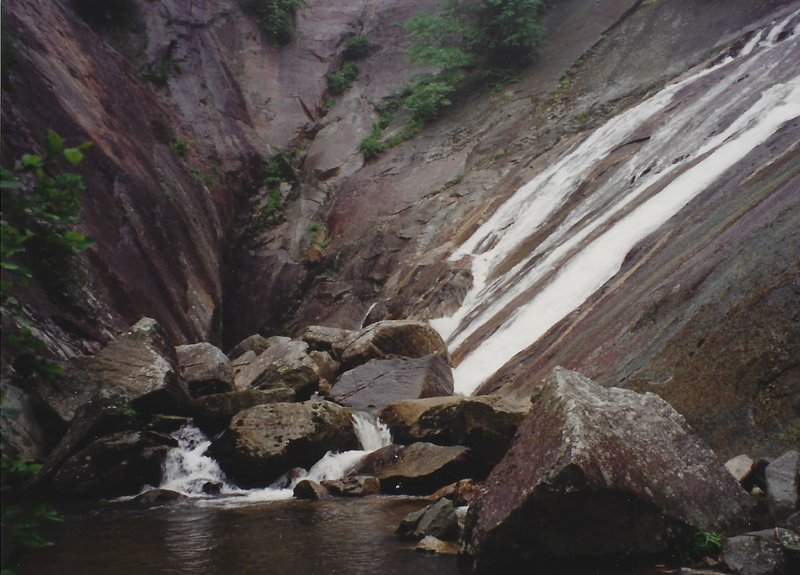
335, 320, 449, 369
351, 442, 478, 495
176, 342, 234, 397
766, 451, 799, 521
190, 388, 295, 434
723, 528, 800, 575
208, 400, 358, 488
299, 325, 354, 356
52, 431, 175, 499
460, 367, 752, 572
34, 318, 183, 426
233, 340, 320, 399
380, 395, 529, 466
331, 355, 453, 409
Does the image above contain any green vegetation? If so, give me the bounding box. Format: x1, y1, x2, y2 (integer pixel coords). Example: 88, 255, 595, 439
326, 61, 359, 96
171, 138, 189, 158
237, 0, 305, 45
308, 222, 331, 249
360, 0, 546, 160
326, 34, 371, 98
249, 148, 300, 234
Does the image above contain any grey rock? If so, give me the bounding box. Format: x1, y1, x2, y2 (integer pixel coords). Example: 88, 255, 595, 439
228, 335, 273, 360
191, 388, 296, 433
766, 451, 799, 520
320, 476, 380, 497
234, 340, 320, 399
0, 379, 49, 462
723, 528, 800, 575
176, 342, 234, 397
331, 355, 453, 409
398, 498, 458, 541
299, 325, 354, 356
726, 454, 756, 484
460, 367, 753, 571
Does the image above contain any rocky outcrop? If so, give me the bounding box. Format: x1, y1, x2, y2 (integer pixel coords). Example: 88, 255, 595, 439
176, 342, 234, 397
460, 367, 752, 572
336, 320, 449, 369
33, 319, 184, 426
351, 442, 478, 495
331, 355, 453, 409
380, 395, 528, 466
208, 400, 358, 488
52, 431, 175, 499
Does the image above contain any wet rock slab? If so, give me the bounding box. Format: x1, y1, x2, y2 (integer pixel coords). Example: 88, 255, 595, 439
460, 367, 752, 572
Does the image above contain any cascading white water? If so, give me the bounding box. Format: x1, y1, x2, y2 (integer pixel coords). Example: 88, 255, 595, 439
432, 13, 800, 395
155, 412, 392, 504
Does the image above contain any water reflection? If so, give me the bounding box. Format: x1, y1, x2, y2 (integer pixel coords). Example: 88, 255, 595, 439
20, 498, 459, 575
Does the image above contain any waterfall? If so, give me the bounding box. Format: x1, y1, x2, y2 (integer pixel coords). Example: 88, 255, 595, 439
156, 412, 392, 504
431, 12, 800, 395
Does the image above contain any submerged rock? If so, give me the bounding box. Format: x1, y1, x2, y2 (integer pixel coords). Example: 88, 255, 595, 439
127, 489, 187, 509
380, 395, 529, 466
351, 442, 478, 495
176, 342, 234, 397
331, 355, 453, 409
336, 320, 449, 369
460, 367, 752, 572
208, 400, 358, 488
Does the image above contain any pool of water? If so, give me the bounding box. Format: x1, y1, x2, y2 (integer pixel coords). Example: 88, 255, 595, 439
19, 497, 460, 575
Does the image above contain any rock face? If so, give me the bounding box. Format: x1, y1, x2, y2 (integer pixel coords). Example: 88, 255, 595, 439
352, 442, 478, 495
331, 355, 453, 409
34, 318, 182, 426
176, 342, 234, 396
460, 367, 752, 571
52, 431, 175, 499
209, 400, 358, 488
380, 395, 528, 466
336, 321, 449, 369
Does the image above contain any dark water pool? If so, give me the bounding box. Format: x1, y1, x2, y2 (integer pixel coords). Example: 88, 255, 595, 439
19, 497, 460, 575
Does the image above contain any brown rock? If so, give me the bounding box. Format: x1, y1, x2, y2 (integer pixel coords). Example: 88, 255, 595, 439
320, 476, 381, 497
228, 335, 274, 361
352, 442, 477, 495
191, 388, 296, 433
429, 479, 482, 507
293, 479, 332, 500
234, 340, 320, 399
380, 395, 528, 466
299, 325, 355, 356
331, 355, 454, 410
460, 367, 753, 571
208, 400, 358, 488
336, 320, 449, 369
416, 536, 459, 555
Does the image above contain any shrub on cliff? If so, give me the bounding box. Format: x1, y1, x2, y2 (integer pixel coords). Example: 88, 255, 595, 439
237, 0, 305, 45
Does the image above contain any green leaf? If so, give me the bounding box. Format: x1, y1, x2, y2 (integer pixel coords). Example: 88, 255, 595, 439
45, 129, 64, 157
63, 147, 84, 166
20, 154, 43, 168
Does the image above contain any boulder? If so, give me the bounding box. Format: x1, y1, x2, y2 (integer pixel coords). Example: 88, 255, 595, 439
52, 431, 175, 499
126, 488, 187, 509
176, 342, 234, 396
335, 320, 449, 369
233, 340, 320, 399
320, 476, 380, 497
208, 400, 358, 488
459, 367, 753, 572
190, 388, 295, 434
351, 442, 477, 495
380, 395, 529, 466
34, 318, 183, 425
766, 451, 799, 520
726, 454, 756, 485
227, 334, 274, 360
398, 498, 459, 541
331, 355, 454, 410
31, 387, 137, 489
723, 528, 800, 575
308, 351, 341, 384
293, 479, 332, 500
299, 325, 354, 356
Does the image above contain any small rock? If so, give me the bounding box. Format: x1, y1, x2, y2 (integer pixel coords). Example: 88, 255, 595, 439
726, 454, 755, 484
127, 489, 186, 508
415, 535, 458, 554
320, 476, 380, 497
398, 498, 458, 541
429, 479, 482, 506
299, 325, 354, 356
293, 479, 332, 500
